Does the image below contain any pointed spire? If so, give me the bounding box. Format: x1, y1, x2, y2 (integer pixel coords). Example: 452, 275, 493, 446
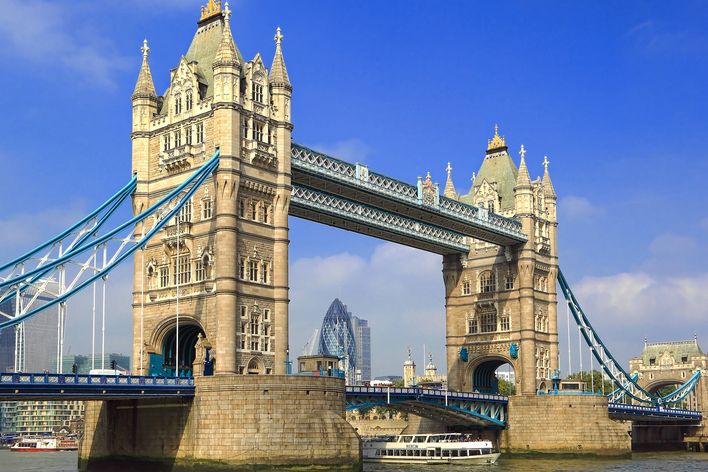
443, 162, 457, 199
213, 2, 240, 67
132, 39, 157, 99
515, 144, 532, 189
269, 26, 291, 88
542, 155, 557, 197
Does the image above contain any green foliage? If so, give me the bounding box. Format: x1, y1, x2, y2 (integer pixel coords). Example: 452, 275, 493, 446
497, 378, 516, 396
565, 370, 615, 394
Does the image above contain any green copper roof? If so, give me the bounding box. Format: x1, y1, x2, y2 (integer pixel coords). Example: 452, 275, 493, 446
640, 340, 704, 365
459, 149, 519, 212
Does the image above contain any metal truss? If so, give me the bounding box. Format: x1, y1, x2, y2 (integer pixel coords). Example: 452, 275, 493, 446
291, 184, 469, 253
0, 175, 137, 313
345, 386, 507, 428
558, 268, 701, 406
0, 372, 194, 400
607, 402, 701, 422
0, 150, 219, 331
291, 143, 526, 244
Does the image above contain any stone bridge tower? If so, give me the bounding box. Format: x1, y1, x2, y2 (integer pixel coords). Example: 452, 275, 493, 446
630, 338, 707, 413
444, 127, 558, 395
130, 1, 292, 376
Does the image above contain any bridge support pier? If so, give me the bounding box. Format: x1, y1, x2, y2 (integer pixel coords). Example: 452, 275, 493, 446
501, 395, 631, 456
79, 375, 361, 471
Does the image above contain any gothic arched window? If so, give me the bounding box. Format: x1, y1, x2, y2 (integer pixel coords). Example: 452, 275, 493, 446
480, 310, 497, 333
480, 271, 496, 293
186, 91, 193, 111
462, 279, 471, 295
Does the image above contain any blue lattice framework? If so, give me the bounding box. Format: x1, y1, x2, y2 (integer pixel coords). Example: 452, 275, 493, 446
345, 386, 507, 428
0, 372, 194, 400
290, 143, 527, 250
291, 185, 469, 254
608, 403, 701, 422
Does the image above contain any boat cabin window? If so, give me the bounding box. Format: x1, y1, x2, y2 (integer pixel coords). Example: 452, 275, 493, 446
400, 436, 413, 443
414, 436, 427, 443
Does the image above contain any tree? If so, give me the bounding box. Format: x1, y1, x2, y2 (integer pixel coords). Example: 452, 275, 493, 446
497, 378, 516, 396
565, 370, 614, 394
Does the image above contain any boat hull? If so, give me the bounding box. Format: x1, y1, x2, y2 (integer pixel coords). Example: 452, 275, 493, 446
363, 453, 500, 465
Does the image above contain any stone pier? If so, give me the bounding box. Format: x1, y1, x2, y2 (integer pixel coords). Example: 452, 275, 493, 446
79, 375, 361, 471
501, 395, 631, 455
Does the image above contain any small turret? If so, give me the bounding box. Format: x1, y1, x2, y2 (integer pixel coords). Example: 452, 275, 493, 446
212, 2, 240, 104
403, 347, 416, 387
269, 27, 291, 88
132, 39, 157, 100
443, 162, 458, 199
213, 2, 240, 68
514, 144, 534, 216
541, 156, 556, 198
269, 27, 292, 123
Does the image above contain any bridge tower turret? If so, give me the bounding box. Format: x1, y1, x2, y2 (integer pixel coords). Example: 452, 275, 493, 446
444, 126, 559, 396
130, 1, 293, 377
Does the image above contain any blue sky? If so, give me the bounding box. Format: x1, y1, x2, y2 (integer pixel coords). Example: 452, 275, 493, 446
0, 0, 707, 377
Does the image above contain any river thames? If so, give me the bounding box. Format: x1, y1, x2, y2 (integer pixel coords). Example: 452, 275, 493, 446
1, 451, 706, 472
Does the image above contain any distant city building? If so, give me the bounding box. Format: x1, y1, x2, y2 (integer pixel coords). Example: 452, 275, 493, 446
13, 401, 84, 435
496, 370, 516, 384
302, 329, 320, 356
351, 316, 371, 382
0, 288, 59, 373
55, 353, 130, 374
318, 299, 357, 384
402, 349, 446, 388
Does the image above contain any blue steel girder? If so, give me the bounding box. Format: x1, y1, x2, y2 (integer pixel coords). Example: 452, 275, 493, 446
291, 143, 527, 247
607, 403, 701, 422
345, 387, 507, 428
291, 184, 470, 255
0, 372, 195, 400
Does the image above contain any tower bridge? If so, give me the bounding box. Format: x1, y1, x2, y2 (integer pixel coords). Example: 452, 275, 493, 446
0, 1, 704, 469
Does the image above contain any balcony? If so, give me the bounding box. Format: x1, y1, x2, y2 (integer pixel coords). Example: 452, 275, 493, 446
159, 143, 206, 173
242, 138, 277, 168
162, 222, 192, 248
536, 236, 551, 254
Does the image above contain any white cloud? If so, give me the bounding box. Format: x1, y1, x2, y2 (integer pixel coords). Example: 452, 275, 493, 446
0, 0, 130, 88
290, 242, 445, 378
308, 139, 372, 164
558, 195, 603, 221
569, 271, 708, 365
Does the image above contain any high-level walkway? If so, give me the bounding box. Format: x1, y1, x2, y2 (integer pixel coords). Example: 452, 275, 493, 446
290, 143, 527, 254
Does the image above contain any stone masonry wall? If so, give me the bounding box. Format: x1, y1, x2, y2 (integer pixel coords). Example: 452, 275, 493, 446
500, 395, 631, 455
79, 375, 361, 470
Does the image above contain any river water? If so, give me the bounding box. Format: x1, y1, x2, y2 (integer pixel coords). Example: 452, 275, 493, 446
0, 450, 706, 471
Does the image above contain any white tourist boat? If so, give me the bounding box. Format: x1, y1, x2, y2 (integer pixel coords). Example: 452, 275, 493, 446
10, 436, 78, 452
362, 433, 500, 464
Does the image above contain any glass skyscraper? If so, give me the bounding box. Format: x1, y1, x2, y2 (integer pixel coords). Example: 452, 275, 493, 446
351, 316, 371, 382
318, 299, 357, 384
316, 299, 371, 384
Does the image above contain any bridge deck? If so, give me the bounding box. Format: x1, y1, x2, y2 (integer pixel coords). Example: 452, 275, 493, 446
607, 402, 701, 422
0, 373, 194, 400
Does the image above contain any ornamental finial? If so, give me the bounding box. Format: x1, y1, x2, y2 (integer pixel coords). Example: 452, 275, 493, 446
223, 2, 231, 21
446, 162, 452, 177
275, 26, 284, 45
200, 0, 222, 21
487, 124, 507, 151
543, 155, 550, 170
141, 39, 150, 59
519, 144, 526, 160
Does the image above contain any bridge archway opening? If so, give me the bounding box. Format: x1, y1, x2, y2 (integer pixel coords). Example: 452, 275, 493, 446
151, 323, 205, 377
471, 357, 515, 395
